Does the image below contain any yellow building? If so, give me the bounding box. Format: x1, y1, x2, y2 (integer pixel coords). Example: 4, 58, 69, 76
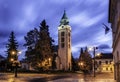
108, 0, 120, 82
95, 53, 114, 73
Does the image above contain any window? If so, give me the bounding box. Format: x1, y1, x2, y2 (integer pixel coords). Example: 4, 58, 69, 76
99, 61, 101, 65
106, 61, 108, 64
61, 32, 64, 36
106, 67, 108, 71
110, 68, 112, 71
61, 38, 64, 42
61, 43, 64, 48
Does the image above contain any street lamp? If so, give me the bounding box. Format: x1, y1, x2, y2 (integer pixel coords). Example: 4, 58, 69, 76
79, 62, 84, 66
11, 58, 14, 62
78, 61, 84, 71
11, 50, 21, 77
88, 47, 97, 77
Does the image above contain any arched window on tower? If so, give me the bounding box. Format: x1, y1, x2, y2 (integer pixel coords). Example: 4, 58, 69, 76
61, 38, 64, 42
68, 32, 70, 42
61, 43, 64, 48
61, 32, 65, 36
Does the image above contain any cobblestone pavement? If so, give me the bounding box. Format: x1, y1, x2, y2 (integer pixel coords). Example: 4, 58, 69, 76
0, 72, 116, 82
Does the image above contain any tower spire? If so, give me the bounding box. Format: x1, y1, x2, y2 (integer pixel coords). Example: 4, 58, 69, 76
60, 10, 69, 25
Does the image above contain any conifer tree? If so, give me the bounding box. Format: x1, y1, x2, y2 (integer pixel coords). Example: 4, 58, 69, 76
24, 28, 39, 64
36, 20, 54, 70
71, 55, 79, 71
38, 20, 54, 59
6, 31, 18, 70
79, 47, 92, 73
24, 20, 54, 70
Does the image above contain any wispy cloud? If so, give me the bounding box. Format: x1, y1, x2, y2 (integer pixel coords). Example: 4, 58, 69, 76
0, 0, 111, 59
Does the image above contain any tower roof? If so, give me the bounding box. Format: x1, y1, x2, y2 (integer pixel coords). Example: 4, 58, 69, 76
60, 10, 69, 25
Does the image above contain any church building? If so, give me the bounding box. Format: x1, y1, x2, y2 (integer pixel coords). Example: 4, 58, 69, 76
56, 11, 72, 71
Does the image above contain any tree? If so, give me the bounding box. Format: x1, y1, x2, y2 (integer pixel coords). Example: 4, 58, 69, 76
51, 45, 58, 70
71, 55, 79, 71
6, 31, 19, 71
24, 20, 54, 70
24, 28, 39, 64
36, 20, 54, 70
79, 47, 92, 73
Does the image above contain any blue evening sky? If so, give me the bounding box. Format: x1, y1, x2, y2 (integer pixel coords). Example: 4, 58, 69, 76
0, 0, 112, 59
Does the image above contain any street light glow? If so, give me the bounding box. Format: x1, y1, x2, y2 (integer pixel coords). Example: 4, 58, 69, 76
18, 51, 22, 54
88, 46, 94, 51
49, 58, 51, 61
11, 58, 14, 62
96, 53, 101, 56
80, 62, 84, 66
11, 51, 16, 55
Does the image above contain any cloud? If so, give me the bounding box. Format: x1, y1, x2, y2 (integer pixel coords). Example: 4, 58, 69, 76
0, 0, 112, 59
98, 44, 110, 49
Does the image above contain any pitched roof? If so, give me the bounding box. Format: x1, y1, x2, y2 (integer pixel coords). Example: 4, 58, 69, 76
95, 53, 113, 59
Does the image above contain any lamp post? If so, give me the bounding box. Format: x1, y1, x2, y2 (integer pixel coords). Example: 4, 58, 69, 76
88, 47, 97, 77
14, 60, 19, 77
11, 50, 21, 77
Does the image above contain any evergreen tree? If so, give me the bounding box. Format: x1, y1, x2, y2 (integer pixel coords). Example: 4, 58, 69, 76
79, 47, 92, 73
24, 28, 39, 64
6, 31, 19, 70
38, 20, 54, 58
24, 20, 54, 70
36, 20, 54, 70
51, 45, 58, 70
71, 55, 79, 71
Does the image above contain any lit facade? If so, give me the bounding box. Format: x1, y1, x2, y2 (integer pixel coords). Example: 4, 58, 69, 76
95, 53, 114, 73
108, 0, 120, 81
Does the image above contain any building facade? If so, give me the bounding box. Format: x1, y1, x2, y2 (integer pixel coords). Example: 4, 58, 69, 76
108, 0, 120, 82
95, 53, 114, 73
57, 11, 72, 70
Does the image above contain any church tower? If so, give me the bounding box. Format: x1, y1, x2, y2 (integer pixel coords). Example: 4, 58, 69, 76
58, 10, 72, 70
